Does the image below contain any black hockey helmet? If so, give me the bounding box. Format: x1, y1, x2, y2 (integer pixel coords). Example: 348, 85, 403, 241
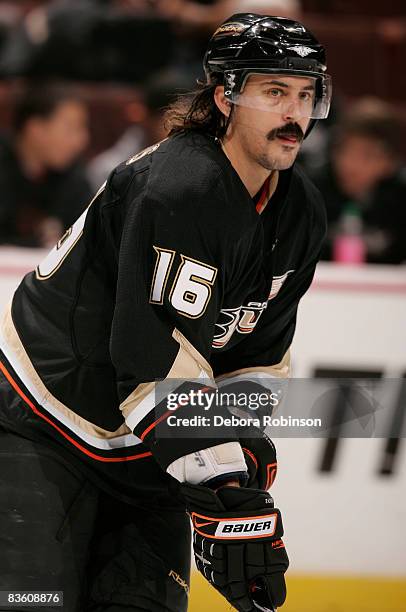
203, 13, 331, 123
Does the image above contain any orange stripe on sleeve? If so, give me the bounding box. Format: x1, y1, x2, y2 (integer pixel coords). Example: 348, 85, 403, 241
0, 360, 152, 463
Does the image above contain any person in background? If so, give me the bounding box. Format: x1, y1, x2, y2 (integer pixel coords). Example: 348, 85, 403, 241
312, 99, 406, 264
0, 0, 175, 83
87, 70, 193, 191
154, 0, 301, 29
153, 0, 303, 80
0, 82, 91, 248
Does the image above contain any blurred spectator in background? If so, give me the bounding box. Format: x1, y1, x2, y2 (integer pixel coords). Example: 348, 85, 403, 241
313, 98, 406, 264
155, 0, 303, 79
87, 69, 193, 190
0, 0, 304, 84
0, 3, 22, 58
155, 0, 301, 28
0, 0, 175, 82
0, 82, 91, 248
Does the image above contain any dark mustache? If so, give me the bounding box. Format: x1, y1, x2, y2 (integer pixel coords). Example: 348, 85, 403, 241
267, 123, 304, 142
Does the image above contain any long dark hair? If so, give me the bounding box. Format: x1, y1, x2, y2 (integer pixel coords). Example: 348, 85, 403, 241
164, 81, 230, 139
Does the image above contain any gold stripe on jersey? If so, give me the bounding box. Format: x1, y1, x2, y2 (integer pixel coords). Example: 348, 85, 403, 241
0, 303, 135, 446
120, 327, 213, 431
215, 348, 291, 382
119, 380, 156, 423
171, 328, 213, 378
214, 350, 290, 416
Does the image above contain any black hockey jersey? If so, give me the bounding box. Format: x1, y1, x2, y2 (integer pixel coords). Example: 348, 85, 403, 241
0, 130, 326, 505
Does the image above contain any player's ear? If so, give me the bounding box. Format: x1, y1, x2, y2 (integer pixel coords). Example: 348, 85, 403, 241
214, 85, 231, 118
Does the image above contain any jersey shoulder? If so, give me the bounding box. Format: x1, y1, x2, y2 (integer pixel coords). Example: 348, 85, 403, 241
109, 131, 258, 230
147, 132, 253, 216
107, 132, 224, 194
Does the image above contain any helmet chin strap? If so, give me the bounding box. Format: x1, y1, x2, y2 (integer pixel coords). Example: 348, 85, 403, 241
223, 101, 234, 135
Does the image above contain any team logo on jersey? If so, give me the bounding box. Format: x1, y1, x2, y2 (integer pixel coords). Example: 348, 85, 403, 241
126, 139, 166, 165
212, 270, 295, 349
213, 301, 267, 349
213, 307, 241, 348
268, 270, 295, 301
287, 45, 316, 58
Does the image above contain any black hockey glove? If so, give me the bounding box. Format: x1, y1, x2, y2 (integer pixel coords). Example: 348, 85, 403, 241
180, 484, 289, 611
239, 428, 278, 490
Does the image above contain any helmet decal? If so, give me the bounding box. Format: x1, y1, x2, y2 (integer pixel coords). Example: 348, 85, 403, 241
287, 46, 317, 58
203, 13, 331, 128
214, 22, 249, 37
225, 72, 237, 95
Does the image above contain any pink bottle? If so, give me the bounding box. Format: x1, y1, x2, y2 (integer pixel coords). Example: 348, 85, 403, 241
333, 203, 366, 264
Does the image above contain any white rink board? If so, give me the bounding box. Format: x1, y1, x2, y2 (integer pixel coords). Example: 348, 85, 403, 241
0, 249, 405, 576
292, 262, 406, 376
273, 437, 406, 576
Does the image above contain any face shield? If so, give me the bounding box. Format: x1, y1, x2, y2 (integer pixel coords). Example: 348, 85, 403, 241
224, 70, 332, 120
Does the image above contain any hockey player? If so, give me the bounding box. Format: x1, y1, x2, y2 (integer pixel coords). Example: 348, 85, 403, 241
0, 13, 331, 612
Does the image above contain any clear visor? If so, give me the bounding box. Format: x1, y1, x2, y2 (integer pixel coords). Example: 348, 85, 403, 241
224, 70, 332, 120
